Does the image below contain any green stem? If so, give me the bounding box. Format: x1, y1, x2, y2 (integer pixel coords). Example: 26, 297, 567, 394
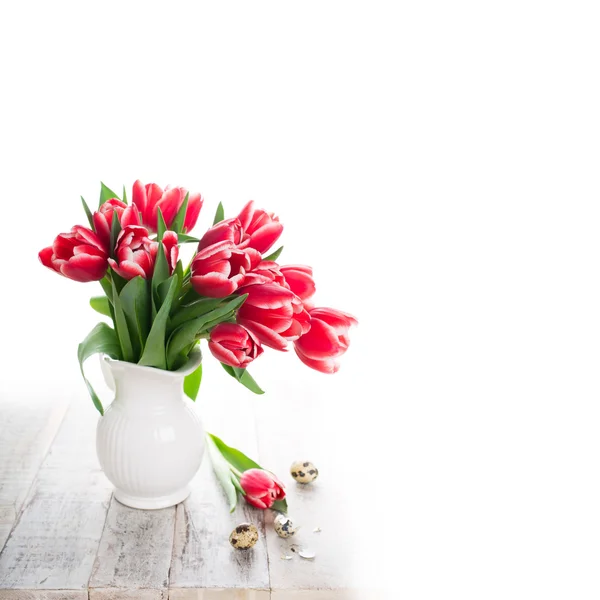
230, 465, 243, 478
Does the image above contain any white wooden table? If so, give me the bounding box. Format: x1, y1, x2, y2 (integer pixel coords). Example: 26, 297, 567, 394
0, 369, 359, 599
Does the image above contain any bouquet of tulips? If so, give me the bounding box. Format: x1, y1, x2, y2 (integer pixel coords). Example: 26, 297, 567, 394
39, 180, 357, 409
39, 180, 357, 512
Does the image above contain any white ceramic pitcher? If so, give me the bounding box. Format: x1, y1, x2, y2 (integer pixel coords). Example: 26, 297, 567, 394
96, 349, 204, 509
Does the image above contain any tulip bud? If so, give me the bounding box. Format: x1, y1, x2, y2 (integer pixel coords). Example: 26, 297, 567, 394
108, 226, 178, 280
132, 180, 203, 233
208, 323, 263, 368
239, 468, 286, 509
39, 226, 108, 283
294, 307, 357, 373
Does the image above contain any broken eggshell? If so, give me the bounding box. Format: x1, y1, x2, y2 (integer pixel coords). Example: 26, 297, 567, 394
291, 545, 317, 560
229, 523, 259, 549
290, 460, 319, 484
273, 513, 298, 538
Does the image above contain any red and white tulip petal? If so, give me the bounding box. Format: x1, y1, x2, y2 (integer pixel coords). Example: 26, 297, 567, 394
92, 213, 111, 250
294, 345, 341, 374
191, 273, 241, 298
195, 239, 235, 262
280, 265, 316, 302
239, 304, 293, 333
309, 307, 358, 330
294, 318, 344, 359
241, 283, 296, 309
60, 254, 108, 282
198, 219, 242, 250
238, 318, 289, 351
108, 258, 146, 280
120, 205, 141, 228
132, 180, 149, 215
237, 200, 255, 231
72, 225, 106, 252
240, 469, 280, 497
38, 247, 55, 270
244, 494, 272, 509
183, 192, 204, 233
245, 221, 283, 253
154, 187, 183, 229
208, 341, 242, 367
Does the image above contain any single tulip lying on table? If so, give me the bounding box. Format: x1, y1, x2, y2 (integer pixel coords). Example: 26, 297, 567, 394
39, 180, 357, 512
207, 433, 287, 512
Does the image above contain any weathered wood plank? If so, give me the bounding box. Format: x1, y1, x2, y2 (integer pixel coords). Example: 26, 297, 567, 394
0, 394, 70, 551
0, 590, 85, 600
90, 589, 167, 600
169, 588, 270, 600
0, 402, 112, 592
169, 367, 270, 598
252, 367, 356, 599
270, 592, 358, 600
88, 496, 176, 599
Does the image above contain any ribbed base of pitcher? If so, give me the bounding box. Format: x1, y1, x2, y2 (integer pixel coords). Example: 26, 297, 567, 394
113, 485, 191, 510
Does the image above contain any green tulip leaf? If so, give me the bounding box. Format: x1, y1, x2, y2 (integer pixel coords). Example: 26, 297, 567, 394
99, 182, 120, 207
184, 363, 202, 401
81, 196, 94, 229
138, 276, 178, 369
157, 206, 167, 242
171, 192, 189, 234
119, 276, 150, 354
99, 276, 113, 301
206, 433, 238, 512
175, 259, 184, 283
109, 211, 122, 260
169, 296, 225, 331
208, 433, 262, 473
213, 201, 225, 225
122, 184, 128, 204
90, 295, 111, 317
77, 322, 122, 415
272, 499, 288, 513
177, 233, 201, 244
151, 242, 170, 310
111, 279, 134, 362
263, 246, 283, 262
156, 277, 172, 306
166, 295, 248, 368
221, 363, 265, 395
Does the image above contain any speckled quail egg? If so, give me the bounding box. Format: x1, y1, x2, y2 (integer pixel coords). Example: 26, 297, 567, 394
274, 513, 298, 538
229, 523, 259, 549
290, 460, 319, 484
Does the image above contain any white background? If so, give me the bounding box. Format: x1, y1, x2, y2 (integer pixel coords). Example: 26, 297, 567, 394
1, 1, 600, 598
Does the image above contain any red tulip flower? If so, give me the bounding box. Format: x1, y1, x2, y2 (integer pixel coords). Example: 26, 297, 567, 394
294, 307, 358, 373
132, 180, 203, 233
190, 241, 259, 298
208, 323, 263, 368
239, 468, 286, 509
39, 226, 108, 282
108, 226, 178, 280
237, 201, 283, 254
92, 199, 140, 251
237, 283, 311, 350
280, 265, 316, 308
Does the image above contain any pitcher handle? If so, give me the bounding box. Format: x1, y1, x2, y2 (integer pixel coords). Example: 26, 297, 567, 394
99, 354, 116, 399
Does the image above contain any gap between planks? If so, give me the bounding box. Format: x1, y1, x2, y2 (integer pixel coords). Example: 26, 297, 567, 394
0, 395, 71, 554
